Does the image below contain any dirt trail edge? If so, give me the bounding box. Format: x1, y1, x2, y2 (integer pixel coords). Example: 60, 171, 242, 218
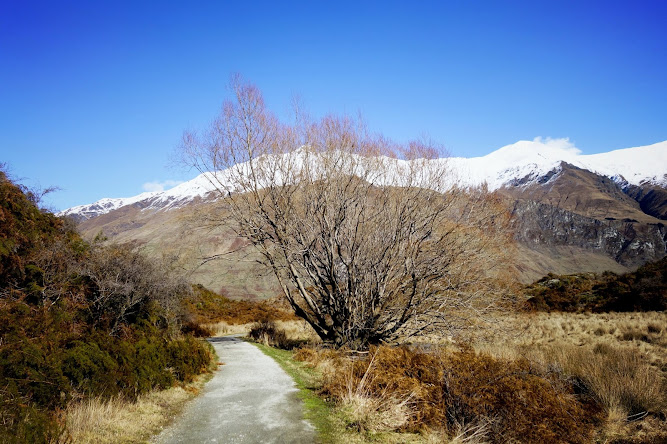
153, 336, 315, 444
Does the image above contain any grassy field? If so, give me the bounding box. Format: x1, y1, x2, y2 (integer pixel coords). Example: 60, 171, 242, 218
250, 312, 666, 444
478, 311, 666, 443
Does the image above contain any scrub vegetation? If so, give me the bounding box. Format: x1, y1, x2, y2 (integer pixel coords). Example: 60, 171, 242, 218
524, 257, 667, 312
0, 169, 214, 443
247, 266, 667, 443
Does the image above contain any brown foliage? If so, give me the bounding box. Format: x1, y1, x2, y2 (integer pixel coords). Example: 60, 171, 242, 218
305, 346, 601, 443
442, 350, 601, 443
182, 284, 297, 326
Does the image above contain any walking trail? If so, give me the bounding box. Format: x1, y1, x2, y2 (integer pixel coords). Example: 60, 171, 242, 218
153, 336, 315, 444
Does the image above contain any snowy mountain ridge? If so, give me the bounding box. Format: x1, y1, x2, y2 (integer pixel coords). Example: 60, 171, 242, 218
58, 138, 667, 221
447, 138, 667, 191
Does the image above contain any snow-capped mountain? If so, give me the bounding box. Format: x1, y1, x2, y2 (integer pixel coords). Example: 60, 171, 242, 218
58, 138, 667, 222
447, 138, 667, 191
63, 138, 667, 297
58, 173, 220, 221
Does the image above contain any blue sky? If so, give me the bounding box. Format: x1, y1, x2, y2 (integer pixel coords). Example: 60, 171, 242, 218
1, 0, 666, 211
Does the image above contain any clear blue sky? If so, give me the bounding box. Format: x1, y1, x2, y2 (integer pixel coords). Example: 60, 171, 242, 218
1, 0, 666, 211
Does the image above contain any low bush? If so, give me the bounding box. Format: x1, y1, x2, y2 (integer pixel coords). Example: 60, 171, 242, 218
442, 350, 600, 443
249, 321, 292, 349
62, 340, 119, 397
0, 172, 214, 442
0, 394, 61, 444
167, 336, 214, 383
0, 301, 215, 437
525, 257, 667, 313
304, 346, 601, 443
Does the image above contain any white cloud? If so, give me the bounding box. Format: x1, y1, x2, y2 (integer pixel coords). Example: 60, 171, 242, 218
532, 137, 582, 156
142, 180, 184, 192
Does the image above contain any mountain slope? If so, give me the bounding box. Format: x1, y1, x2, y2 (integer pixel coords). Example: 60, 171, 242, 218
58, 173, 219, 222
624, 184, 667, 220
61, 139, 667, 295
500, 163, 655, 222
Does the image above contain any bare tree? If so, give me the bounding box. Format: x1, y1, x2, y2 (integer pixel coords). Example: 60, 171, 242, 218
82, 243, 191, 335
181, 76, 513, 348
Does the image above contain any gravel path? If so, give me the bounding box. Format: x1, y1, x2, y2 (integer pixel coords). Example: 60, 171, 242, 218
153, 336, 315, 444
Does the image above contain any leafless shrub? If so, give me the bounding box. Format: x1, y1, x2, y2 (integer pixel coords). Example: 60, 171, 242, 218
181, 75, 515, 348
81, 243, 191, 334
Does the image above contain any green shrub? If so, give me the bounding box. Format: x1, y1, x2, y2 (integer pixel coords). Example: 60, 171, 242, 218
0, 170, 214, 440
62, 340, 119, 396
167, 336, 214, 383
0, 393, 62, 444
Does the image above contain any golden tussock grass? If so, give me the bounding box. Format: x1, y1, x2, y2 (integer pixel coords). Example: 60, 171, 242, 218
337, 351, 414, 433
207, 318, 319, 342
474, 311, 667, 443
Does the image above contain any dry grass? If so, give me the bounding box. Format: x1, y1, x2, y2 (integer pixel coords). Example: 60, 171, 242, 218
62, 373, 212, 443
337, 351, 413, 433
475, 311, 667, 370
202, 320, 255, 337
339, 393, 413, 434
206, 318, 319, 342
446, 421, 492, 444
474, 311, 667, 443
537, 344, 664, 414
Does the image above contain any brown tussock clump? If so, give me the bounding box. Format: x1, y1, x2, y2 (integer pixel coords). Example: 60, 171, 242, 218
476, 311, 667, 442
297, 345, 600, 443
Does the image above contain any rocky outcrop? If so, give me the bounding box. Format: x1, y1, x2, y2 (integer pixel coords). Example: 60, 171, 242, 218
512, 200, 667, 268
624, 184, 667, 220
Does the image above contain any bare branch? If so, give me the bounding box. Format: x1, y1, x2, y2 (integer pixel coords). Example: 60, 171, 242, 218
180, 77, 515, 348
